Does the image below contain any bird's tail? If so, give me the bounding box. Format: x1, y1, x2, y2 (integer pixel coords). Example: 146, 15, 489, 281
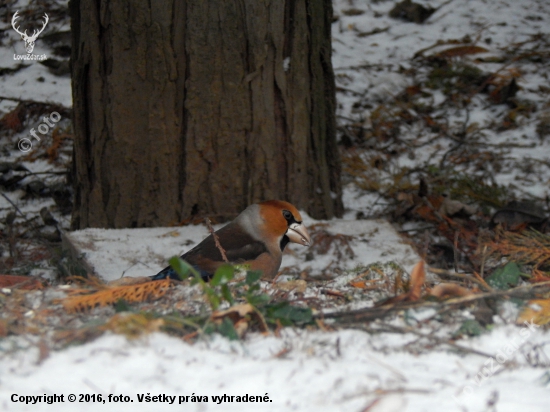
150, 264, 211, 281
150, 266, 181, 281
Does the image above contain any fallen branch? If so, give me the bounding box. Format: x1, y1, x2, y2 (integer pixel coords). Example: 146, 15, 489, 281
319, 281, 550, 324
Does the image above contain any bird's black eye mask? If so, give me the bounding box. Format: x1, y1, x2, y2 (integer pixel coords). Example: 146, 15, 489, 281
280, 209, 300, 251
282, 209, 300, 226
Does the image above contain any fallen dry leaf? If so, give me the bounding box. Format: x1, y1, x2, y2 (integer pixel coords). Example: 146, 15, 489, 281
103, 313, 165, 338
429, 283, 474, 299
439, 197, 477, 217
276, 280, 307, 293
0, 274, 44, 290
517, 299, 550, 326
212, 303, 256, 320
435, 45, 489, 58
212, 303, 268, 336
377, 260, 426, 305
0, 106, 23, 132
107, 276, 153, 287
349, 280, 368, 289
408, 260, 426, 301
0, 319, 7, 337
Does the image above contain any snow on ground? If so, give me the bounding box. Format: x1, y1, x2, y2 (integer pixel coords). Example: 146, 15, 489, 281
333, 0, 550, 203
64, 217, 419, 282
2, 1, 550, 411
1, 325, 549, 412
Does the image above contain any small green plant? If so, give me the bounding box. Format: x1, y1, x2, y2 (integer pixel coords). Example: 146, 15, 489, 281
486, 262, 522, 290
169, 257, 235, 310
454, 319, 484, 338
168, 257, 313, 338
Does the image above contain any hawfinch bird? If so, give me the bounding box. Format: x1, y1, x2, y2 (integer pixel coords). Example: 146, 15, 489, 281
152, 200, 311, 281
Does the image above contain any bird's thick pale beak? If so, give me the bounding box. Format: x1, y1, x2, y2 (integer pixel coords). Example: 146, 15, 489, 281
286, 223, 311, 247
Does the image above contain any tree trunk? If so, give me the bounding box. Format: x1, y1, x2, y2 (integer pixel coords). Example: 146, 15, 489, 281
70, 0, 342, 229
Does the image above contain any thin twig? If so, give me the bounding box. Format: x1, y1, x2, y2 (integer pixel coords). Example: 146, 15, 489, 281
428, 267, 492, 292
453, 231, 459, 272
380, 323, 494, 358
421, 197, 446, 224
479, 244, 488, 279
398, 225, 435, 233
356, 26, 389, 38
1, 193, 26, 219
319, 281, 550, 323
24, 171, 69, 176
204, 217, 228, 263
321, 289, 347, 298
429, 280, 550, 306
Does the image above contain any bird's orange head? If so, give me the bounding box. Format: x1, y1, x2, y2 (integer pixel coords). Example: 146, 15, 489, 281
257, 200, 311, 248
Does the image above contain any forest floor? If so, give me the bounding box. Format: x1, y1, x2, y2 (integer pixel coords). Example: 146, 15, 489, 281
1, 0, 550, 411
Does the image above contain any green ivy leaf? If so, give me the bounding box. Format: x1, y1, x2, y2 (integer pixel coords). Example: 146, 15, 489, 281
486, 262, 521, 290
205, 289, 220, 310
169, 257, 202, 281
454, 319, 484, 337
203, 323, 216, 335
114, 299, 131, 313
221, 284, 234, 305
247, 283, 260, 294
246, 271, 262, 285
246, 293, 270, 307
211, 264, 235, 286
218, 317, 239, 340
266, 302, 313, 326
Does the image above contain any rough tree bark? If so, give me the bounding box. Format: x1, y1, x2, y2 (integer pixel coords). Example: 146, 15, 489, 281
70, 0, 342, 229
